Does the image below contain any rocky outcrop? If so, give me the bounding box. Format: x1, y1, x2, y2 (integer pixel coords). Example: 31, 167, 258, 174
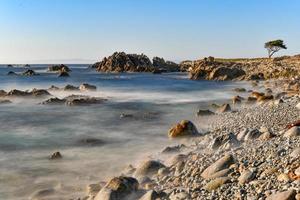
22, 69, 38, 76
92, 52, 180, 73
152, 57, 180, 72
189, 55, 300, 81
79, 83, 97, 91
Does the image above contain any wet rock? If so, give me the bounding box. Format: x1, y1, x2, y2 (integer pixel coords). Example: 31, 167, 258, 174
286, 120, 300, 129
49, 152, 62, 160
233, 88, 246, 92
196, 109, 215, 116
201, 154, 234, 179
78, 138, 104, 146
63, 85, 79, 91
30, 89, 51, 97
266, 189, 296, 200
284, 126, 300, 137
65, 96, 106, 106
162, 144, 186, 153
247, 96, 257, 102
134, 160, 165, 177
168, 154, 187, 166
7, 89, 31, 97
22, 69, 38, 76
0, 90, 7, 96
120, 113, 134, 119
94, 176, 138, 200
79, 83, 97, 91
232, 95, 244, 104
168, 120, 199, 138
48, 64, 71, 72
93, 52, 155, 73
41, 97, 66, 105
7, 71, 17, 75
30, 188, 55, 199
0, 99, 12, 104
58, 71, 70, 77
48, 85, 60, 91
203, 177, 231, 191
217, 104, 231, 113
257, 95, 274, 102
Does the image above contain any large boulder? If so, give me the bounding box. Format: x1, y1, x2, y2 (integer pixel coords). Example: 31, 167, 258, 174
94, 176, 138, 200
168, 120, 199, 138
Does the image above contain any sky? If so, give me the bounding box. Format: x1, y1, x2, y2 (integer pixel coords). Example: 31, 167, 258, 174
0, 0, 299, 64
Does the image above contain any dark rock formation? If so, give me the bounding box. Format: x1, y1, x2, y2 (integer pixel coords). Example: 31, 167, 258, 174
22, 69, 38, 76
48, 64, 71, 72
58, 71, 70, 77
41, 97, 66, 105
92, 52, 180, 73
93, 52, 153, 72
49, 152, 62, 160
152, 57, 180, 72
7, 71, 17, 76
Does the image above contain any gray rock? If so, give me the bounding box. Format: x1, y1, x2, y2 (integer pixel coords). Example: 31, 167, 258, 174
134, 160, 165, 178
238, 169, 255, 185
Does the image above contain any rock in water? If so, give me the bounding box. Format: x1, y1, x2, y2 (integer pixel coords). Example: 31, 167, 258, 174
94, 176, 138, 200
92, 52, 154, 73
22, 69, 38, 76
134, 160, 165, 178
58, 71, 69, 77
196, 109, 215, 116
201, 154, 234, 179
48, 64, 71, 72
49, 152, 62, 160
79, 83, 97, 91
168, 120, 199, 138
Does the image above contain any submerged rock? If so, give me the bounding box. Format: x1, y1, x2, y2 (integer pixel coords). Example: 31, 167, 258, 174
48, 64, 71, 72
22, 69, 38, 76
63, 84, 79, 91
7, 89, 31, 97
7, 71, 17, 76
30, 89, 51, 97
49, 151, 62, 160
41, 97, 66, 105
65, 96, 106, 106
168, 120, 199, 138
0, 99, 12, 104
58, 71, 70, 77
79, 83, 97, 91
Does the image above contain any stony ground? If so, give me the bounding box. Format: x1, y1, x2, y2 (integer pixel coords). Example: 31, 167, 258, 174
64, 80, 300, 200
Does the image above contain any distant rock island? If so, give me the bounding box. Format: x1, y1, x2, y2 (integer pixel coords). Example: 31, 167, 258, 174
91, 52, 182, 73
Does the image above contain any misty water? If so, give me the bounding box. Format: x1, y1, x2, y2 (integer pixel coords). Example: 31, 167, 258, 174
0, 65, 251, 199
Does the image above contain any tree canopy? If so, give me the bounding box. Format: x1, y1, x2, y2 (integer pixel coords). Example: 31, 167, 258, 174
264, 40, 287, 58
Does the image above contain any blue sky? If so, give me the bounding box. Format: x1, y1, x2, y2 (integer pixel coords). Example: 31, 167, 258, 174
0, 0, 299, 64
